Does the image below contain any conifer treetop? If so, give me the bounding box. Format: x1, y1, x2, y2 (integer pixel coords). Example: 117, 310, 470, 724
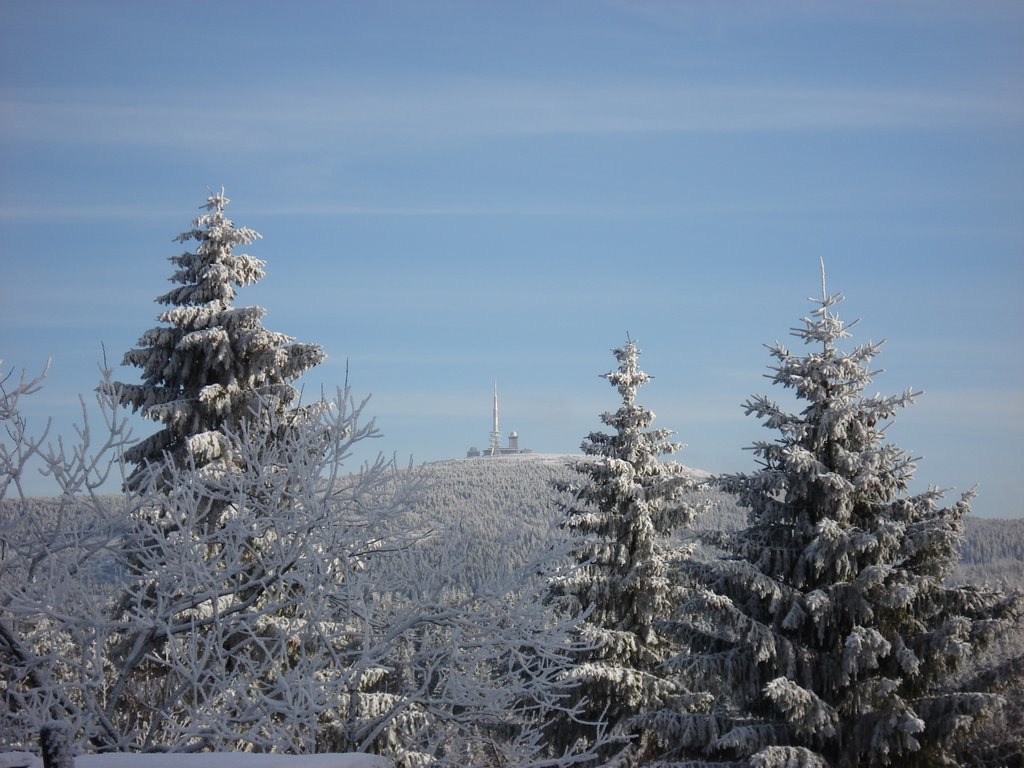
159, 188, 265, 308
113, 189, 325, 480
584, 339, 681, 473
739, 268, 922, 526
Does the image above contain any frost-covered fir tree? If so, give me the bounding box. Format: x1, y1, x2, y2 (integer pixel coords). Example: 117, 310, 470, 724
101, 190, 330, 749
670, 269, 1022, 768
114, 189, 324, 487
552, 338, 703, 764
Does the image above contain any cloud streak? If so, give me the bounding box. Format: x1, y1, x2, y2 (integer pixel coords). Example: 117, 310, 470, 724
3, 78, 1020, 153
0, 199, 833, 222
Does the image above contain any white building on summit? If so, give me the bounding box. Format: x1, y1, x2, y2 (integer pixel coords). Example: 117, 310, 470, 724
466, 382, 530, 457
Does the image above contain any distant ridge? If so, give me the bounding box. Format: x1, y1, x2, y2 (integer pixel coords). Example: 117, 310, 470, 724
3, 454, 1018, 590
444, 451, 714, 478
403, 453, 1023, 591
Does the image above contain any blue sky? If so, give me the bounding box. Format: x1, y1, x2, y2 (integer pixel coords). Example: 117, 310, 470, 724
1, 1, 1022, 516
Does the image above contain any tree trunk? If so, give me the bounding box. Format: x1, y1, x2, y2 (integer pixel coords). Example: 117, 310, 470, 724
40, 723, 74, 768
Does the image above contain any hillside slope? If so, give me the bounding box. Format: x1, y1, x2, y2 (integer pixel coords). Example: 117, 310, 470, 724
403, 453, 1024, 591
3, 455, 1020, 589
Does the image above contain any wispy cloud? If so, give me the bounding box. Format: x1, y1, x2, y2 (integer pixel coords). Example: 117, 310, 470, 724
2, 78, 1020, 154
0, 197, 852, 222
0, 203, 186, 221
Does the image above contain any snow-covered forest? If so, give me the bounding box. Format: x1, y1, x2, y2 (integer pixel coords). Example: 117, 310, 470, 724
2, 193, 1021, 767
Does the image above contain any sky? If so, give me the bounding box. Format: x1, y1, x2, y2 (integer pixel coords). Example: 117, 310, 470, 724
1, 1, 1022, 516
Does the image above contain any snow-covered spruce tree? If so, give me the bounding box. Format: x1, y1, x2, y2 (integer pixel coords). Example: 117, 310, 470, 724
97, 190, 340, 751
99, 387, 422, 753
114, 188, 324, 488
551, 338, 704, 764
668, 272, 1022, 767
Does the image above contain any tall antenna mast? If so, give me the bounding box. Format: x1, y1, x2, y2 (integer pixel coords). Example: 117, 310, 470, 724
488, 380, 502, 456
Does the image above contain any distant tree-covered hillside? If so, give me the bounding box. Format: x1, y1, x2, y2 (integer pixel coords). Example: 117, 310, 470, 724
402, 454, 765, 591
396, 454, 1023, 593
956, 516, 1024, 588
6, 455, 1019, 592
5, 457, 1020, 594
962, 517, 1024, 564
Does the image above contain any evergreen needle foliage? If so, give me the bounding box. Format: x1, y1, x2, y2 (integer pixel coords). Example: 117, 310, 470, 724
552, 338, 704, 764
113, 189, 324, 488
670, 273, 1023, 767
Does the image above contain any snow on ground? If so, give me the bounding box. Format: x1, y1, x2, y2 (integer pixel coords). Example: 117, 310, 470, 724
0, 754, 391, 768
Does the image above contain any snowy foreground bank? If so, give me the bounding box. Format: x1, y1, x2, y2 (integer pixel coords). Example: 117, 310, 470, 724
0, 755, 391, 768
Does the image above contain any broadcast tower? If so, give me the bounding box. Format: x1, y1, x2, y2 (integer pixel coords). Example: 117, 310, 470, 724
488, 380, 501, 456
